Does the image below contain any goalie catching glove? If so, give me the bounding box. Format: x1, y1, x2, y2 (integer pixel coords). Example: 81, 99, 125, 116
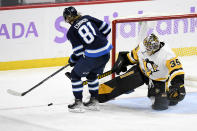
167, 84, 186, 102
112, 51, 132, 75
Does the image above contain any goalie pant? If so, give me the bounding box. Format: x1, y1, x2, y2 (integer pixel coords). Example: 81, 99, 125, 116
98, 65, 185, 110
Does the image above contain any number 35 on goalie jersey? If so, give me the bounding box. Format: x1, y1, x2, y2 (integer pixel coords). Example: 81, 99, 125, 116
67, 15, 112, 58
166, 57, 184, 86
126, 44, 184, 85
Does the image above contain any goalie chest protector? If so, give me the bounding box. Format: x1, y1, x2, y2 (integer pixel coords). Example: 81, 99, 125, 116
98, 65, 145, 103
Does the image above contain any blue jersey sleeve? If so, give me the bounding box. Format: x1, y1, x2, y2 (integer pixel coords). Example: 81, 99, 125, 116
67, 30, 84, 57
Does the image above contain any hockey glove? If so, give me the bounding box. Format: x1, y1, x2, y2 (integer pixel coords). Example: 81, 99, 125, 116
112, 51, 131, 75
68, 54, 80, 67
167, 84, 186, 102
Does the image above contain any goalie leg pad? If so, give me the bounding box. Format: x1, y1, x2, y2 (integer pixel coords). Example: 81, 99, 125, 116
98, 65, 144, 103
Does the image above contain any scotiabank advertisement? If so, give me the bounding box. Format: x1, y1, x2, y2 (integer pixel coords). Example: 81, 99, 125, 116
0, 0, 197, 69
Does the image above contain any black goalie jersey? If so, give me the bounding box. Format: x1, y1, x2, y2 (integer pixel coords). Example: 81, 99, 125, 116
67, 15, 112, 58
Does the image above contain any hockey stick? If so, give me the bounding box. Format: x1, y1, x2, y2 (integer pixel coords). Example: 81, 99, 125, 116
65, 70, 113, 86
7, 64, 70, 96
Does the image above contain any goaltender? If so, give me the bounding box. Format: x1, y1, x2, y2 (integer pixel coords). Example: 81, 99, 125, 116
98, 32, 186, 110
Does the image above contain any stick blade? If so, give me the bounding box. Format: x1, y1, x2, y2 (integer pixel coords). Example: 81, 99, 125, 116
7, 89, 22, 96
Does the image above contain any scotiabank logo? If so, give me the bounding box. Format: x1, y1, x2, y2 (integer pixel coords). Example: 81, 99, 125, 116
54, 16, 68, 43
0, 6, 196, 43
0, 22, 38, 39
54, 6, 197, 44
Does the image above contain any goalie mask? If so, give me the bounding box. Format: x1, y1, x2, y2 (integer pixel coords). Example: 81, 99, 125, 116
143, 34, 160, 55
63, 6, 78, 24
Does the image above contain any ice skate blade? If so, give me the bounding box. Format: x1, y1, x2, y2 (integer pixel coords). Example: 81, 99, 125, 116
84, 105, 100, 111
68, 108, 85, 113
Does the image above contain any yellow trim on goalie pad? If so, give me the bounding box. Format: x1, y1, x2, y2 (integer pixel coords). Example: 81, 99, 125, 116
99, 84, 114, 94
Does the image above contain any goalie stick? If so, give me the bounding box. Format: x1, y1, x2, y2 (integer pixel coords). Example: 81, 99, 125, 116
7, 64, 70, 96
65, 70, 113, 86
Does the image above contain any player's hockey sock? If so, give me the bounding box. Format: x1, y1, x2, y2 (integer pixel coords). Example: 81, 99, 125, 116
71, 71, 83, 100
88, 78, 99, 98
71, 79, 83, 100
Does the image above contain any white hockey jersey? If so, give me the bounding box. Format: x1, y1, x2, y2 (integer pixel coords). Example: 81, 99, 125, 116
126, 42, 184, 88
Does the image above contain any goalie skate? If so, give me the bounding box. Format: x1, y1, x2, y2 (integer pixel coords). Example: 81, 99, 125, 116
83, 97, 100, 111
68, 99, 85, 113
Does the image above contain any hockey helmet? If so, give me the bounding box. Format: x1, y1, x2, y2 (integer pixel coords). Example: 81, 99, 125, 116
63, 6, 78, 24
143, 33, 160, 55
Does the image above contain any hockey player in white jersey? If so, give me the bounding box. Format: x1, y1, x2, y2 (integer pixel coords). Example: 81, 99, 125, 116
110, 33, 186, 110
98, 31, 186, 110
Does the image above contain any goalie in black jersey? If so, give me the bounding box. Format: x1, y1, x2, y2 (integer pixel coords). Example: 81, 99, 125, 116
99, 33, 186, 111
63, 6, 112, 112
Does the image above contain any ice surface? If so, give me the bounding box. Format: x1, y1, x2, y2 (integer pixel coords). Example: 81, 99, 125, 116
0, 56, 197, 131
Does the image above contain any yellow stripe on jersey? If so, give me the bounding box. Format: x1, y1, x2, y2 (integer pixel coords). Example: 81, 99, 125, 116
165, 82, 170, 91
142, 59, 151, 77
127, 53, 137, 64
169, 71, 184, 83
132, 45, 140, 61
155, 77, 168, 81
127, 45, 139, 64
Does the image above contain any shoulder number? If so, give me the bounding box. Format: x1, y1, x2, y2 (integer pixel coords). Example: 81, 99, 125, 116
78, 22, 96, 44
170, 58, 181, 68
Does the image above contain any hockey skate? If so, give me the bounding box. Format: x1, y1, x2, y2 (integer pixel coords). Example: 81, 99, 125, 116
68, 99, 85, 113
83, 97, 100, 111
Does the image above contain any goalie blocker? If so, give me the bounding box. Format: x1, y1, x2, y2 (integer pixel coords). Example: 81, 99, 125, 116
98, 65, 144, 103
